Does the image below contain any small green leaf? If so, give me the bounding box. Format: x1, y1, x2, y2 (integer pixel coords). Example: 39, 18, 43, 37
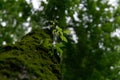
54, 45, 63, 57
56, 43, 64, 47
60, 35, 68, 42
63, 29, 71, 34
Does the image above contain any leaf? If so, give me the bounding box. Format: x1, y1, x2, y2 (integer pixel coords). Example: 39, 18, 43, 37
56, 43, 64, 47
63, 29, 71, 34
60, 35, 68, 42
57, 27, 62, 31
54, 45, 63, 56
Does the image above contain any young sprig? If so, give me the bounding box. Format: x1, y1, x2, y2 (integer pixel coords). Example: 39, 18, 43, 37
50, 20, 70, 57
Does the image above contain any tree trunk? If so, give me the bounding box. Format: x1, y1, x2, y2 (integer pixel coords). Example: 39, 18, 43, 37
0, 29, 61, 80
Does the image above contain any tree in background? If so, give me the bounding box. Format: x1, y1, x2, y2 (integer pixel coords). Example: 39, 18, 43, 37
1, 0, 120, 80
63, 0, 120, 80
0, 0, 32, 45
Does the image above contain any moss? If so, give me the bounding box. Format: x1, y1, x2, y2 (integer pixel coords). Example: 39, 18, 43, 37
0, 29, 61, 80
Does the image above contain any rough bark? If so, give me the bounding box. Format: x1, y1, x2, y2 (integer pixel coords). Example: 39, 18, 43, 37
0, 29, 61, 80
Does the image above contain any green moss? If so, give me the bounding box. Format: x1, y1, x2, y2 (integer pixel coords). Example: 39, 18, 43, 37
0, 29, 61, 80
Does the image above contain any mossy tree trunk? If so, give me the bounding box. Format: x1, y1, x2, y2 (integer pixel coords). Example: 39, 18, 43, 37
0, 29, 61, 80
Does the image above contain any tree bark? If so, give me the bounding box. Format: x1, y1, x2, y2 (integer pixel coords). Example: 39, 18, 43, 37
0, 29, 61, 80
